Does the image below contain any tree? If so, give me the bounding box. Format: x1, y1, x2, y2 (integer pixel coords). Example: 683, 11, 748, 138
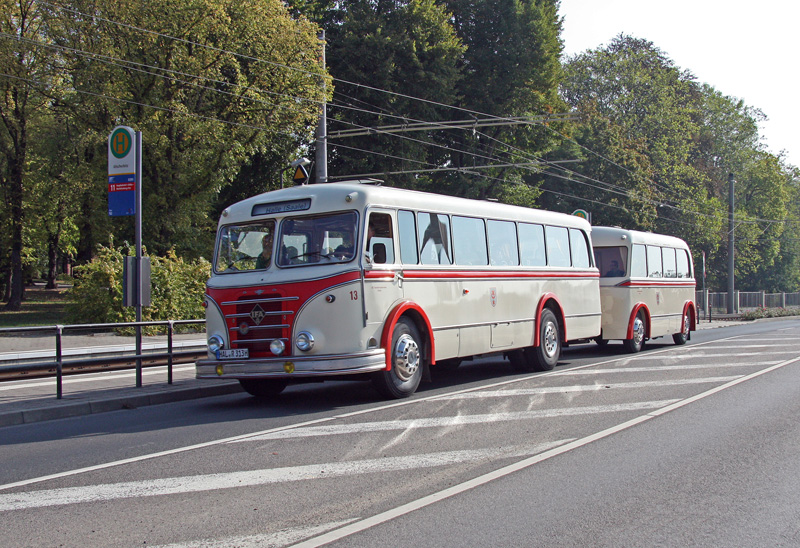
561, 35, 723, 254
0, 0, 57, 309
316, 0, 464, 187
437, 0, 565, 202
49, 0, 329, 259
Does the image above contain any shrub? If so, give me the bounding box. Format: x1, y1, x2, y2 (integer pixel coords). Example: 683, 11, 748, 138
741, 307, 800, 321
66, 243, 210, 333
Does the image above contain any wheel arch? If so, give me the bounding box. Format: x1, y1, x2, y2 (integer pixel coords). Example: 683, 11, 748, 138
380, 301, 434, 371
626, 303, 651, 340
683, 300, 697, 331
535, 293, 567, 346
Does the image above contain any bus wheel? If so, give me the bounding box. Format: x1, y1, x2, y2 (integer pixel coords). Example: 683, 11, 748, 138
594, 336, 609, 347
673, 311, 690, 345
239, 379, 288, 398
372, 317, 423, 399
511, 309, 561, 372
623, 312, 646, 353
534, 308, 561, 370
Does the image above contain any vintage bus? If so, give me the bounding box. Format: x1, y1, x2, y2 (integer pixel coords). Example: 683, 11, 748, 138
197, 181, 602, 399
591, 226, 697, 352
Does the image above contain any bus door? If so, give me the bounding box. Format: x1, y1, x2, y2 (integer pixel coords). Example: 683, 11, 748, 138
363, 211, 403, 331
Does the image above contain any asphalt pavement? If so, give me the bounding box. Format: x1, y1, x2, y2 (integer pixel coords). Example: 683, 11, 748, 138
0, 319, 747, 428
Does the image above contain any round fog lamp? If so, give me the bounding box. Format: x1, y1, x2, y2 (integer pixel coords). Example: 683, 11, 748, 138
295, 331, 315, 352
208, 335, 224, 353
270, 339, 286, 356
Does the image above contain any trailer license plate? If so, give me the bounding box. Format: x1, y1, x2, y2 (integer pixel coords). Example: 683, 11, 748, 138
217, 348, 249, 360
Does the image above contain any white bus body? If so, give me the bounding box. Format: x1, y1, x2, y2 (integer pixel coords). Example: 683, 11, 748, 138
197, 182, 602, 398
592, 226, 697, 352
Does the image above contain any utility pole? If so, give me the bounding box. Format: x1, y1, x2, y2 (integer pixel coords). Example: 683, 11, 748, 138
727, 172, 735, 314
315, 30, 327, 183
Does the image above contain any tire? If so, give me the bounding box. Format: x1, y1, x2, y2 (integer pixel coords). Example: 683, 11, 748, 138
372, 317, 423, 399
673, 310, 690, 345
510, 308, 561, 372
594, 337, 609, 347
239, 379, 288, 398
623, 311, 646, 353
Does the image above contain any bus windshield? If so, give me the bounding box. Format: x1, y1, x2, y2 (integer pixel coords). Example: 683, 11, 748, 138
277, 211, 358, 266
214, 221, 275, 274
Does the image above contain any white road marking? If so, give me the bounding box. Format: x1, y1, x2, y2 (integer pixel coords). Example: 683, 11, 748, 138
557, 363, 781, 375
152, 520, 359, 548
0, 332, 753, 493
627, 351, 799, 360
231, 400, 680, 442
436, 377, 744, 399
0, 440, 573, 512
289, 353, 800, 548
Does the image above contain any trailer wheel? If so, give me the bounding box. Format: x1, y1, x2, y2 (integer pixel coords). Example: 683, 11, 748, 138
623, 311, 646, 353
673, 310, 690, 345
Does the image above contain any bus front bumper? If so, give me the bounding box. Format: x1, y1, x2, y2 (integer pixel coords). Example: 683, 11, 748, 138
196, 349, 386, 379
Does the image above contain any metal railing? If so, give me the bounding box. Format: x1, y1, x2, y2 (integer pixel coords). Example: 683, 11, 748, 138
695, 290, 800, 318
0, 320, 205, 399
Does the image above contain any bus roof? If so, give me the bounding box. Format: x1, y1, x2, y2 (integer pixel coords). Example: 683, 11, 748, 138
592, 226, 690, 250
218, 181, 592, 230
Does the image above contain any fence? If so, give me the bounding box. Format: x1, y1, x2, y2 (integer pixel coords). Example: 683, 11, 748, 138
695, 290, 800, 318
0, 319, 204, 399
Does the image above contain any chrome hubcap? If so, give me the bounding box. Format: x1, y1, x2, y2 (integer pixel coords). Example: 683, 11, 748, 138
632, 317, 644, 345
394, 334, 420, 381
543, 321, 558, 358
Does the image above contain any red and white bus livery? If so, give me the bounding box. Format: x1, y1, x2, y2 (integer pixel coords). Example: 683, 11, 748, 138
197, 182, 602, 398
592, 226, 697, 352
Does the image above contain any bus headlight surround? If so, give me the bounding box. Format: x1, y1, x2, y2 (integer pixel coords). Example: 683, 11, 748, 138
208, 335, 224, 353
270, 339, 286, 356
295, 331, 315, 352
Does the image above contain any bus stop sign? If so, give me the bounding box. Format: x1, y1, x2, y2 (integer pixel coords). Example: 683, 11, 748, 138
108, 126, 137, 216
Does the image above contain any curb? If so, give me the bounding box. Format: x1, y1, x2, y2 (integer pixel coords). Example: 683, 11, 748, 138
0, 381, 242, 428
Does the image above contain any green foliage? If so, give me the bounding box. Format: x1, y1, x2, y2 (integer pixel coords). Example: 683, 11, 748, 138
66, 243, 210, 331
740, 307, 800, 321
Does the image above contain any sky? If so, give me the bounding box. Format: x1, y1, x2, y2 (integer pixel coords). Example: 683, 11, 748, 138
558, 0, 799, 168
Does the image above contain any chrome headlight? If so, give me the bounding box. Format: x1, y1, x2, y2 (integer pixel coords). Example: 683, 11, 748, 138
208, 335, 224, 353
295, 331, 315, 352
270, 339, 286, 356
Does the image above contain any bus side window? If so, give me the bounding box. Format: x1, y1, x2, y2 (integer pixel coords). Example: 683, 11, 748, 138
677, 249, 691, 278
647, 245, 663, 277
631, 244, 647, 277
545, 226, 571, 268
398, 210, 418, 265
662, 247, 677, 278
418, 212, 452, 265
519, 223, 546, 266
488, 220, 519, 266
453, 216, 488, 266
569, 228, 591, 268
366, 212, 395, 264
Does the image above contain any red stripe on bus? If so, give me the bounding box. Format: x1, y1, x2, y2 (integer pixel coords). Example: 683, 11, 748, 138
617, 280, 696, 288
395, 269, 599, 280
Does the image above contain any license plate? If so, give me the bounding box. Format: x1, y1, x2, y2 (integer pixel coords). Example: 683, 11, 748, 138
217, 348, 249, 360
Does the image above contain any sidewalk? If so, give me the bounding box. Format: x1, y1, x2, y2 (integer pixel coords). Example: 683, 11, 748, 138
0, 319, 755, 428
